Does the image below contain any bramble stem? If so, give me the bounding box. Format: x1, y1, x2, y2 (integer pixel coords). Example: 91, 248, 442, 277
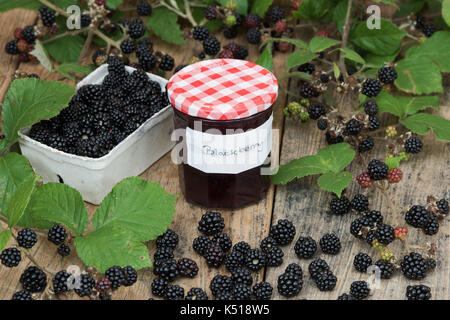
339, 0, 353, 77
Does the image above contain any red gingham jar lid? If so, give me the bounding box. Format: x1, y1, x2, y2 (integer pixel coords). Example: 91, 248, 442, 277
167, 59, 278, 120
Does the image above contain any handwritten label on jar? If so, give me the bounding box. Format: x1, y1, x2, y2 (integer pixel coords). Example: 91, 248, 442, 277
186, 115, 273, 174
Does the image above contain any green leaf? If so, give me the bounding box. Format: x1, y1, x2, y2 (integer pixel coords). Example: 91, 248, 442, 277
1, 79, 75, 145
333, 62, 340, 80
294, 0, 335, 21
364, 51, 399, 68
405, 31, 450, 72
333, 0, 354, 33
0, 153, 35, 218
45, 35, 85, 63
204, 19, 223, 32
350, 19, 406, 55
443, 0, 450, 27
394, 0, 425, 18
28, 183, 89, 235
74, 225, 152, 273
30, 41, 53, 72
0, 230, 11, 252
92, 177, 177, 242
105, 0, 124, 9
235, 0, 248, 15
385, 156, 402, 169
371, 0, 398, 8
339, 48, 365, 65
250, 0, 273, 17
308, 37, 340, 53
396, 95, 439, 115
271, 143, 355, 185
395, 56, 443, 94
255, 45, 273, 72
279, 72, 312, 81
286, 50, 319, 71
0, 0, 40, 13
376, 90, 404, 117
147, 7, 186, 45
57, 63, 94, 80
6, 174, 39, 227
317, 171, 352, 197
400, 113, 450, 141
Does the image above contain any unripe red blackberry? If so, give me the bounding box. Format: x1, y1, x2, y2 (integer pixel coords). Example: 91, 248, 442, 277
357, 172, 373, 188
274, 20, 287, 35
245, 14, 261, 28
387, 168, 403, 183
95, 277, 112, 292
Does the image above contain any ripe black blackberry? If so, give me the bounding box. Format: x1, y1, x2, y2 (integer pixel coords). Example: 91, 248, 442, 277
298, 63, 315, 75
308, 259, 330, 279
192, 25, 209, 41
120, 39, 136, 54
137, 1, 152, 16
260, 236, 277, 253
269, 219, 296, 245
215, 292, 235, 300
330, 196, 351, 215
1, 248, 21, 267
5, 40, 19, 55
203, 36, 221, 55
337, 293, 356, 300
317, 119, 328, 131
406, 285, 431, 300
39, 6, 56, 27
422, 24, 435, 37
233, 284, 252, 300
164, 284, 184, 300
364, 210, 383, 225
265, 247, 284, 267
308, 104, 326, 120
423, 213, 439, 235
210, 275, 232, 296
405, 205, 430, 229
369, 115, 380, 131
52, 270, 72, 294
235, 46, 249, 60
223, 27, 238, 39
364, 100, 378, 116
277, 272, 303, 297
367, 159, 388, 180
57, 244, 70, 257
350, 281, 370, 300
404, 137, 423, 154
204, 5, 217, 20
320, 73, 330, 83
123, 266, 138, 286
153, 259, 179, 282
246, 28, 261, 44
233, 241, 251, 255
294, 236, 317, 259
358, 136, 374, 152
156, 229, 179, 250
366, 230, 377, 246
374, 259, 394, 279
269, 6, 286, 23
22, 26, 36, 44
20, 266, 47, 293
105, 266, 125, 289
361, 79, 382, 97
225, 250, 244, 272
74, 274, 95, 297
231, 267, 252, 286
128, 19, 145, 39
416, 15, 425, 29
353, 253, 372, 272
177, 258, 198, 278
253, 281, 273, 300
185, 287, 208, 300
436, 199, 449, 214
401, 252, 428, 280
300, 83, 319, 98
245, 249, 266, 271
193, 235, 212, 256
80, 14, 92, 28
205, 243, 226, 268
375, 224, 395, 245
17, 228, 37, 249
198, 211, 224, 236
350, 194, 369, 212
319, 233, 341, 255
78, 84, 105, 102
378, 66, 397, 84
315, 270, 337, 291
154, 246, 174, 262
285, 263, 303, 279
426, 258, 436, 270
151, 278, 168, 297
11, 290, 32, 300
159, 54, 174, 71
212, 233, 232, 252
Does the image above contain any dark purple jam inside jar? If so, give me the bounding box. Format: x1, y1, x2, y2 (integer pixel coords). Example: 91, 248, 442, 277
167, 59, 278, 209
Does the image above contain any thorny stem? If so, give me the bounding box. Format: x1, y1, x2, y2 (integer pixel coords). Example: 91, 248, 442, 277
339, 0, 353, 77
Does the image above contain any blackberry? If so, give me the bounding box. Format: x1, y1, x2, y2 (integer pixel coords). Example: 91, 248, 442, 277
366, 230, 377, 246
361, 79, 382, 97
319, 233, 341, 255
192, 25, 209, 41
364, 210, 383, 225
153, 259, 179, 282
39, 6, 56, 27
95, 277, 111, 292
212, 233, 232, 252
317, 119, 328, 131
358, 136, 374, 152
308, 104, 326, 120
406, 285, 431, 300
225, 250, 244, 272
294, 236, 317, 259
367, 159, 388, 180
204, 5, 217, 20
337, 293, 356, 300
277, 272, 303, 297
52, 270, 72, 294
231, 268, 253, 286
374, 259, 394, 279
185, 288, 208, 300
151, 278, 167, 297
233, 284, 252, 300
105, 266, 125, 289
17, 228, 37, 249
260, 236, 277, 253
378, 67, 397, 84
320, 74, 330, 83
265, 247, 284, 267
401, 252, 428, 280
164, 284, 184, 300
315, 270, 337, 291
57, 244, 70, 257
350, 281, 370, 300
215, 292, 235, 300
123, 266, 138, 286
203, 36, 221, 55
5, 40, 19, 55
80, 14, 92, 28
330, 196, 351, 215
246, 28, 261, 44
326, 132, 344, 145
177, 258, 198, 278
245, 14, 261, 28
300, 83, 318, 98
346, 118, 362, 135
436, 199, 449, 214
235, 46, 249, 60
156, 229, 179, 250
405, 205, 430, 229
205, 243, 226, 268
78, 84, 105, 102
128, 19, 145, 39
298, 63, 315, 75
233, 241, 251, 255
422, 24, 435, 37
252, 281, 273, 300
193, 235, 212, 256
159, 54, 174, 71
416, 15, 425, 29
285, 263, 303, 279
426, 258, 436, 270
22, 26, 36, 44
223, 27, 238, 39
375, 224, 395, 245
309, 259, 330, 279
120, 39, 136, 54
369, 115, 380, 131
1, 248, 21, 267
423, 213, 439, 235
107, 56, 126, 75
245, 249, 266, 271
198, 211, 224, 236
210, 275, 232, 296
404, 137, 422, 154
11, 290, 32, 300
269, 6, 286, 23
364, 100, 378, 116
350, 194, 369, 212
74, 274, 95, 297
269, 219, 296, 245
353, 253, 372, 272
137, 1, 152, 16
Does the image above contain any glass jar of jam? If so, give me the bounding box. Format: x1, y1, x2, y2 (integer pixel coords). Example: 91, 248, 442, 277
167, 59, 278, 209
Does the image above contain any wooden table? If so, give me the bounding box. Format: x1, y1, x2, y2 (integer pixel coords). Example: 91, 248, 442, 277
0, 8, 448, 300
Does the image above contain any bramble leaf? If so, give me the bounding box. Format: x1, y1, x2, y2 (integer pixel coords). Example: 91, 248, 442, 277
256, 45, 273, 72
0, 230, 11, 252
286, 50, 318, 71
400, 113, 450, 141
395, 56, 443, 94
146, 7, 186, 45
317, 171, 352, 198
6, 174, 39, 227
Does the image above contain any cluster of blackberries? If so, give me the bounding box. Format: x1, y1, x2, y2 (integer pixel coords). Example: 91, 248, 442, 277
277, 263, 303, 297
309, 259, 337, 291
350, 207, 396, 247
338, 281, 371, 300
361, 65, 398, 98
415, 15, 436, 37
27, 57, 168, 158
357, 159, 405, 187
4, 24, 37, 62
47, 224, 72, 257
400, 252, 435, 280
405, 205, 440, 236
406, 284, 431, 300
353, 253, 395, 279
